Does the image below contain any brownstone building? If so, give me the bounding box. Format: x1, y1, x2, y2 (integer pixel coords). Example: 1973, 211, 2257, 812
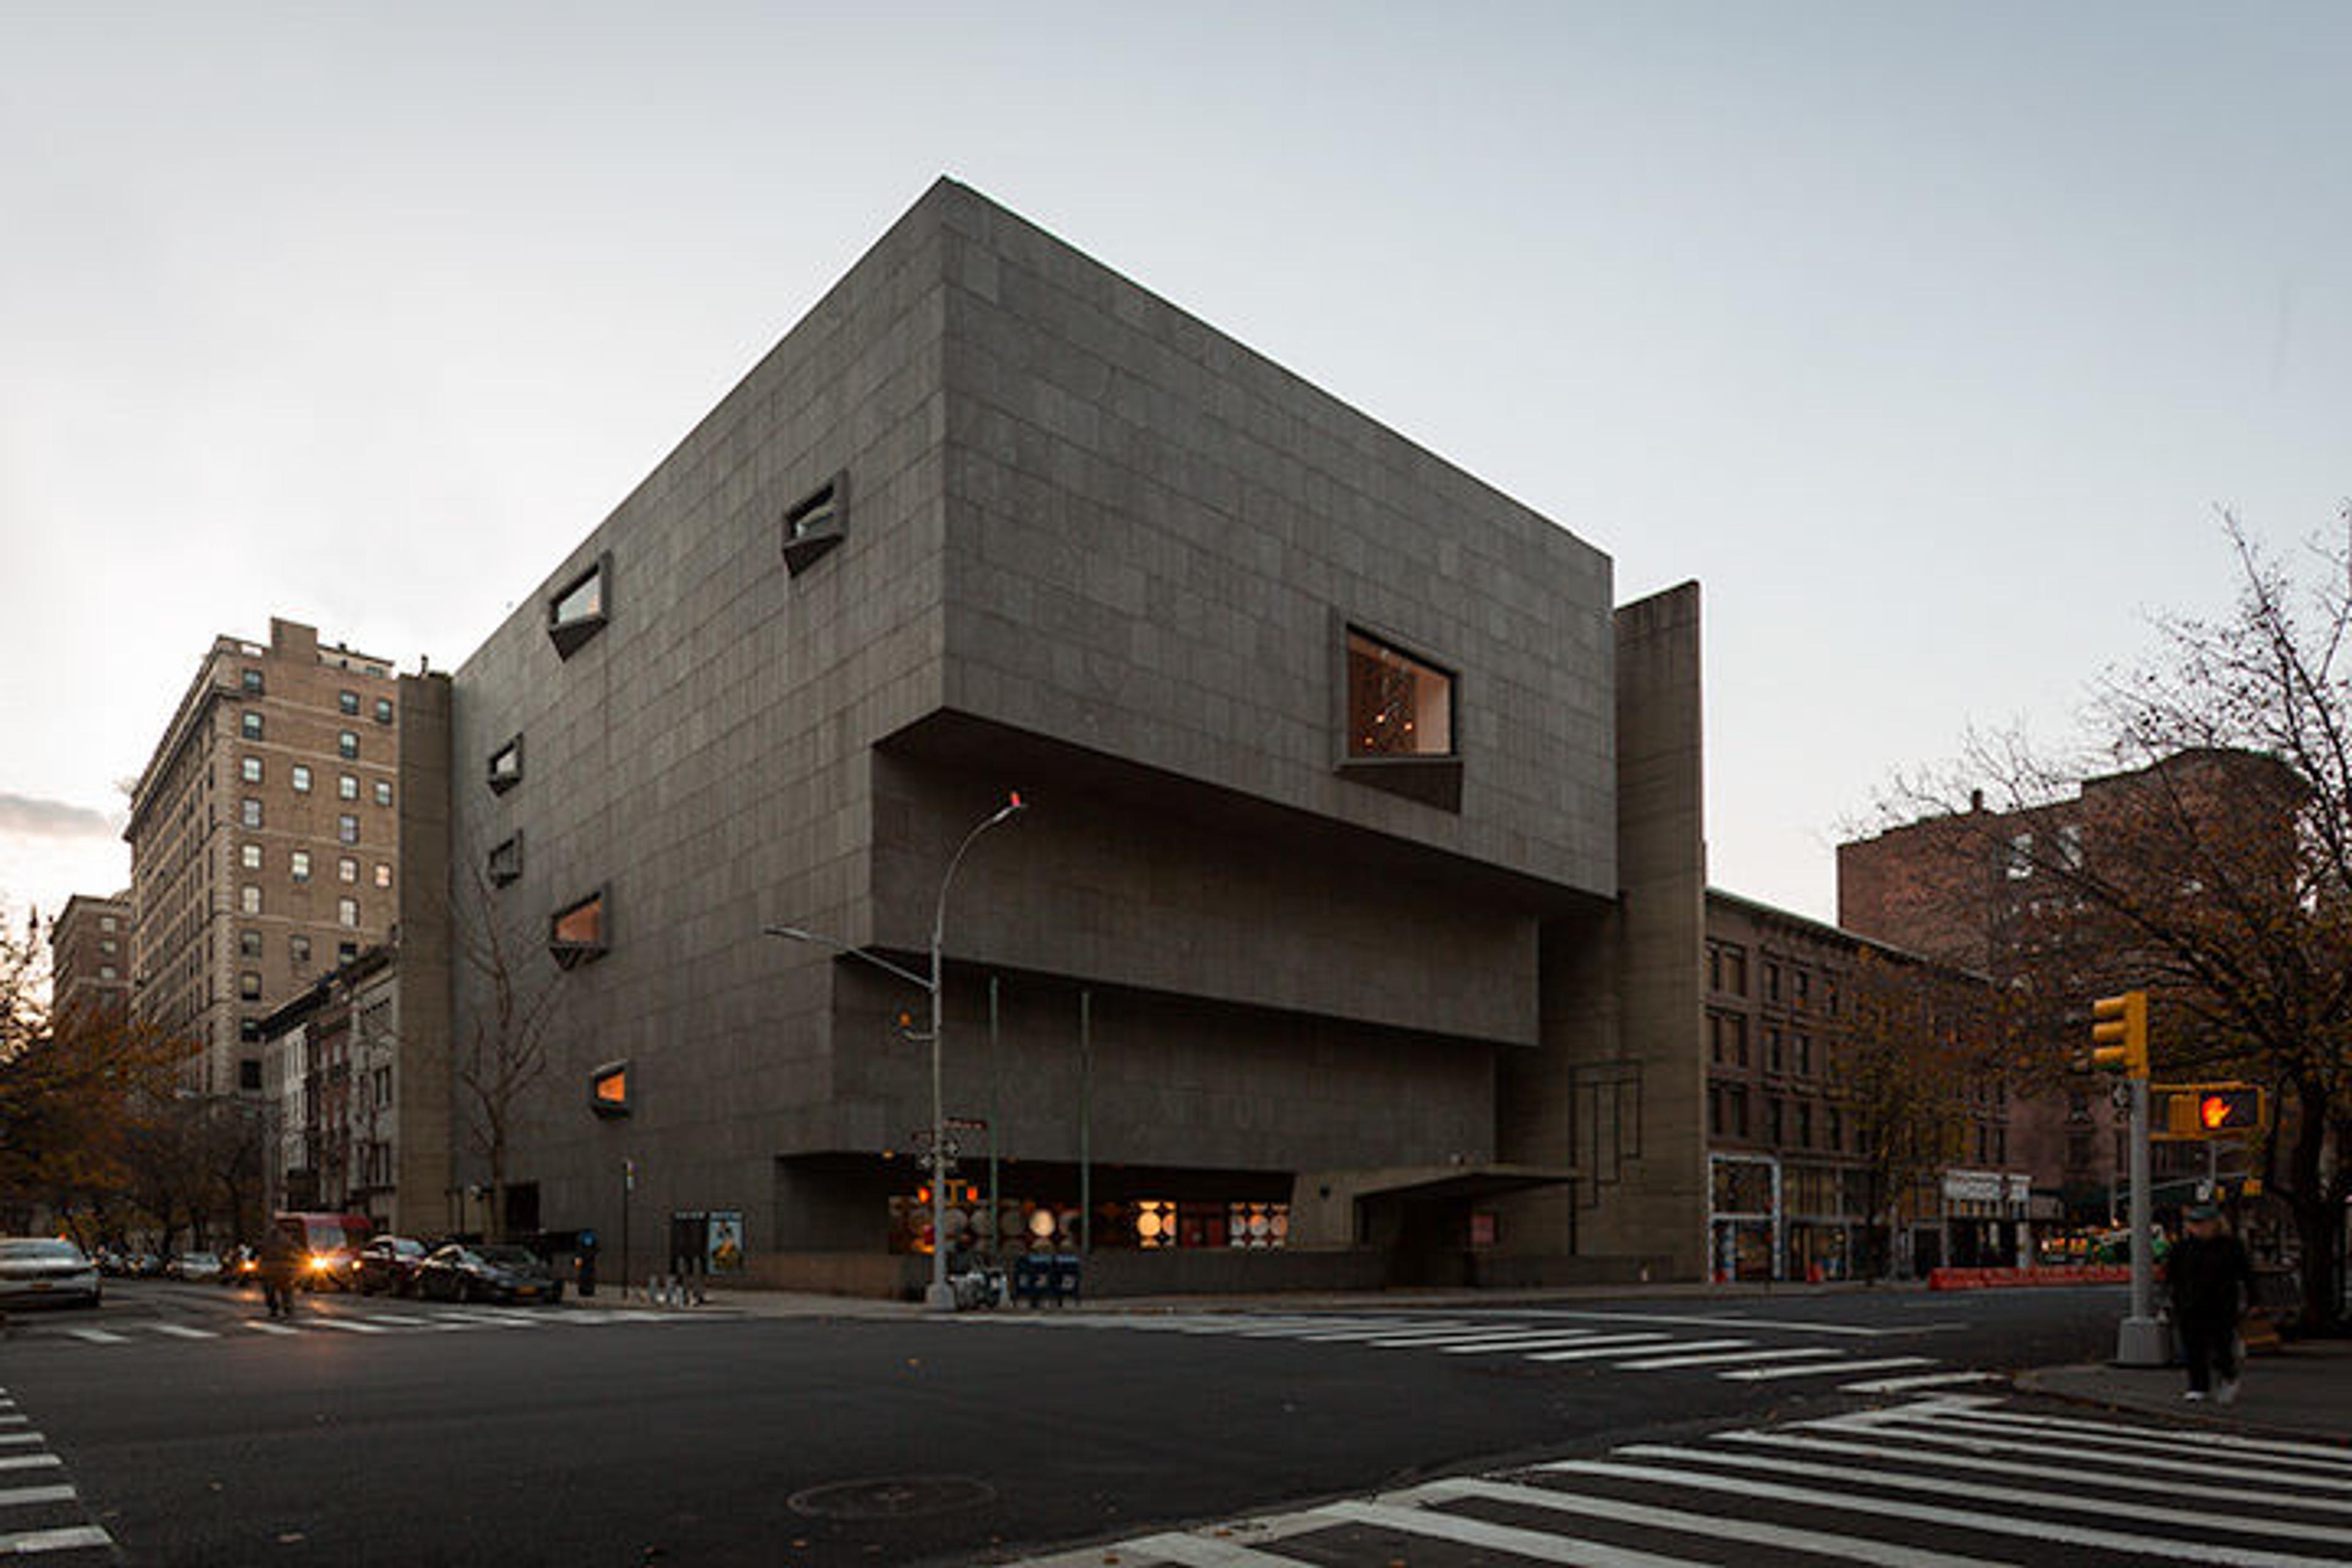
125, 619, 409, 1096
47, 892, 131, 1024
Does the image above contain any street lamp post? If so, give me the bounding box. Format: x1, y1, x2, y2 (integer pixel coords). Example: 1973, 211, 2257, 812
764, 792, 1025, 1311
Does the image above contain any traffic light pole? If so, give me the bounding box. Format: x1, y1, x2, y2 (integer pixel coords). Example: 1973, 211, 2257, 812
2116, 1077, 2168, 1366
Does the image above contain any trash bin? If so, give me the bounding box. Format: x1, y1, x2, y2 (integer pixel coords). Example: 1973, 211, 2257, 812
1050, 1253, 1082, 1306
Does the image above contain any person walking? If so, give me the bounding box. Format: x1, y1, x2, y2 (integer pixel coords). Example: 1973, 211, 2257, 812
258, 1223, 301, 1321
2168, 1202, 2255, 1403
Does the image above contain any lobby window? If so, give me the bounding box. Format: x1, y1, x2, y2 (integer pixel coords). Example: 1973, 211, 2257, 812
291, 850, 311, 884
241, 843, 263, 872
241, 712, 263, 741
339, 774, 360, 801
374, 696, 394, 725
374, 780, 393, 808
1345, 628, 1452, 757
781, 473, 847, 575
241, 669, 264, 695
339, 814, 360, 845
339, 690, 360, 716
488, 735, 524, 794
488, 833, 524, 888
241, 756, 263, 785
339, 730, 360, 760
338, 897, 360, 929
549, 889, 609, 968
548, 552, 611, 658
292, 764, 312, 794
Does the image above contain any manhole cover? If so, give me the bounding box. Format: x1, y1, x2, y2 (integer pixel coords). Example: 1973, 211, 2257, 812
786, 1477, 995, 1520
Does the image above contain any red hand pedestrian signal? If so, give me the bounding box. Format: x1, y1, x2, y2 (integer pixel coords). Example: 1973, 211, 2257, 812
2198, 1088, 2260, 1131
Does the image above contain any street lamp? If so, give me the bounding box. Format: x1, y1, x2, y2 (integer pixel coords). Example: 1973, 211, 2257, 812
764, 791, 1025, 1311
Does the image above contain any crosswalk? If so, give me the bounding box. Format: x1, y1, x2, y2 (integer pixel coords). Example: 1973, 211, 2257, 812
0, 1387, 116, 1563
39, 1303, 702, 1351
964, 1308, 1997, 1392
1012, 1393, 2352, 1566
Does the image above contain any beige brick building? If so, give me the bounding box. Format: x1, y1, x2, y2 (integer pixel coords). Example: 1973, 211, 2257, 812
126, 618, 407, 1095
48, 892, 131, 1024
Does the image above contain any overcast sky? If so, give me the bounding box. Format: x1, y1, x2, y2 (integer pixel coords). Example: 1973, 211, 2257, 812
4, 2, 2346, 940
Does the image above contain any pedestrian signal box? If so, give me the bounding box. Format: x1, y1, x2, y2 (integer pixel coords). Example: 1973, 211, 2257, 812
2157, 1082, 2266, 1139
590, 1060, 631, 1118
2089, 991, 2149, 1079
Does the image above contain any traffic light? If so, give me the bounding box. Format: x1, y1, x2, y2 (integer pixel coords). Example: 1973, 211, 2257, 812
2196, 1086, 2263, 1133
2090, 991, 2149, 1079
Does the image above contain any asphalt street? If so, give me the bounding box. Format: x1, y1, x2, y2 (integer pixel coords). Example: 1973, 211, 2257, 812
0, 1282, 2127, 1566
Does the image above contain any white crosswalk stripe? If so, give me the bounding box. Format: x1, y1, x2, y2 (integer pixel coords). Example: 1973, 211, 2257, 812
963, 1307, 1959, 1383
1001, 1394, 2352, 1568
0, 1389, 114, 1561
26, 1302, 708, 1354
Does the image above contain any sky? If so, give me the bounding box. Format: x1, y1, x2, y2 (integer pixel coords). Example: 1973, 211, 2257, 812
3, 2, 2347, 940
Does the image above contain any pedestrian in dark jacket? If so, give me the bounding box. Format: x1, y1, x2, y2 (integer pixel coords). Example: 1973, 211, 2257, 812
259, 1224, 301, 1320
2168, 1204, 2255, 1403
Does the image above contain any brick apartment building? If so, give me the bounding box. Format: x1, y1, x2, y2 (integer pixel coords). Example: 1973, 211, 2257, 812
124, 619, 410, 1096
1704, 889, 2023, 1280
47, 892, 130, 1024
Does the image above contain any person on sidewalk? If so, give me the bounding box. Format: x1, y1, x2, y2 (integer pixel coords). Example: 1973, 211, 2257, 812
2168, 1203, 2255, 1403
258, 1223, 301, 1321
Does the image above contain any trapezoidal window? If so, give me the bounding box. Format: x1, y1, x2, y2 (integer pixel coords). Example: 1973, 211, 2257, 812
548, 552, 611, 658
487, 734, 524, 794
1337, 624, 1462, 811
549, 889, 609, 968
487, 832, 524, 888
780, 472, 846, 576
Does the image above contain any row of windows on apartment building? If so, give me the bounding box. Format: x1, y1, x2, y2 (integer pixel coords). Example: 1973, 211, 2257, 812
235, 884, 372, 924
1706, 941, 1841, 1014
1708, 1011, 1827, 1077
239, 756, 393, 803
1709, 1082, 2011, 1165
238, 668, 395, 718
237, 799, 377, 842
237, 843, 393, 888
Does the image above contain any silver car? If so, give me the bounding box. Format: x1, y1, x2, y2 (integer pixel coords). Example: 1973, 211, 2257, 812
0, 1237, 102, 1308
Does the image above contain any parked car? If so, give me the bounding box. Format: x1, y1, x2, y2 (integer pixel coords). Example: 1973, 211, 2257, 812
0, 1237, 102, 1308
167, 1251, 224, 1283
415, 1243, 564, 1305
355, 1236, 431, 1296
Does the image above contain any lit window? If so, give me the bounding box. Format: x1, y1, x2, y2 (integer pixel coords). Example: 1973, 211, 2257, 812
373, 862, 392, 889
241, 712, 263, 741
488, 735, 524, 793
291, 850, 311, 883
337, 897, 360, 929
339, 815, 360, 845
242, 798, 263, 828
1346, 629, 1453, 758
99, 964, 117, 981
241, 843, 263, 871
374, 696, 394, 726
241, 884, 262, 916
339, 731, 359, 761
549, 889, 609, 967
292, 764, 312, 794
488, 833, 524, 888
590, 1060, 631, 1117
373, 780, 393, 808
239, 971, 262, 1001
241, 756, 263, 784
334, 774, 356, 801
339, 690, 360, 715
781, 474, 847, 575
339, 857, 358, 884
548, 553, 611, 658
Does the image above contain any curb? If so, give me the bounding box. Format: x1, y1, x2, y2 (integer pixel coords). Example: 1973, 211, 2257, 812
2014, 1363, 2352, 1445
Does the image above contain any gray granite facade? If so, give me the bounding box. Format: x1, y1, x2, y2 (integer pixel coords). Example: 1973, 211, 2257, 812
446, 180, 1699, 1293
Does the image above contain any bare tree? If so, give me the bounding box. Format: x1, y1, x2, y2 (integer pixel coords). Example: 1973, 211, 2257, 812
449, 859, 563, 1241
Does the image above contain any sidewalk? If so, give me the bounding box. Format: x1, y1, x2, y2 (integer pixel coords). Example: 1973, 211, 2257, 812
2018, 1336, 2352, 1442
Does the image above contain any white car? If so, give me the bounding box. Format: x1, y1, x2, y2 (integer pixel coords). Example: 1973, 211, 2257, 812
0, 1237, 102, 1308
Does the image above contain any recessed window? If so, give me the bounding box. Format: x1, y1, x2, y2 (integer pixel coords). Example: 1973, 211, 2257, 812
340, 857, 358, 884
99, 963, 118, 981
339, 731, 360, 760
238, 1057, 263, 1091
781, 473, 847, 575
291, 933, 312, 967
242, 797, 263, 828
590, 1060, 631, 1118
338, 941, 358, 965
241, 669, 264, 696
339, 690, 360, 715
292, 764, 313, 794
241, 756, 264, 785
239, 929, 263, 959
291, 850, 312, 884
549, 889, 609, 968
241, 884, 262, 916
374, 862, 392, 889
373, 780, 393, 808
239, 971, 262, 1001
337, 897, 360, 929
241, 712, 263, 741
339, 774, 360, 801
488, 832, 524, 888
241, 843, 263, 871
99, 915, 116, 935
339, 814, 360, 845
548, 552, 611, 658
1346, 629, 1452, 757
488, 735, 524, 794
374, 696, 394, 726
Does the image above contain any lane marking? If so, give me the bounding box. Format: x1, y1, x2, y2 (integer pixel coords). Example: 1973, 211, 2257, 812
1841, 1371, 2000, 1394
0, 1525, 115, 1555
1319, 1498, 1709, 1567
1523, 1334, 1681, 1363
1801, 1415, 2352, 1496
0, 1436, 42, 1449
0, 1458, 62, 1473
1539, 1456, 2345, 1568
0, 1486, 78, 1510
145, 1324, 216, 1340
1515, 1310, 1901, 1338
62, 1329, 125, 1345
243, 1321, 301, 1336
1722, 1355, 1932, 1382
1922, 1405, 2352, 1471
304, 1317, 390, 1335
1111, 1531, 1318, 1566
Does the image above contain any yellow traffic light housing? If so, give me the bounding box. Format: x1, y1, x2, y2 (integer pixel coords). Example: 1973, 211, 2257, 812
2157, 1082, 2267, 1139
2090, 991, 2149, 1079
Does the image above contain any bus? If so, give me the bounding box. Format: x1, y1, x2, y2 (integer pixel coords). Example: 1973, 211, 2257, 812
274, 1212, 375, 1291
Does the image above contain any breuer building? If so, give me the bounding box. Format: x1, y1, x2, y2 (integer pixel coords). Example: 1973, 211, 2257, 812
448, 179, 1707, 1294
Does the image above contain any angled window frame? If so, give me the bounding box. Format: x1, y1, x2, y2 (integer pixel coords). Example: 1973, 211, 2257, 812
1332, 614, 1464, 812
488, 734, 524, 794
548, 551, 612, 658
549, 887, 610, 969
780, 472, 848, 576
487, 831, 525, 888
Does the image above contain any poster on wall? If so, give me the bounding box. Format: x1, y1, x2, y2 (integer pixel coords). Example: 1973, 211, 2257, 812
706, 1210, 744, 1274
